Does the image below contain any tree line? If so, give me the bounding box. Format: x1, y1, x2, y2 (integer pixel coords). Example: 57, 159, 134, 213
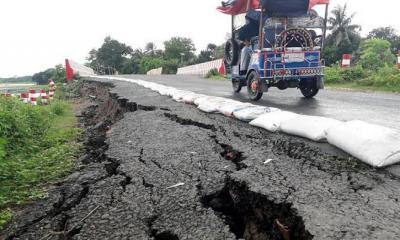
323, 4, 400, 68
27, 4, 400, 85
85, 36, 224, 75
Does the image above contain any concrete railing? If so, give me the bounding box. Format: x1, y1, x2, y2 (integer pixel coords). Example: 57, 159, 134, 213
147, 67, 163, 75
177, 59, 223, 76
69, 60, 95, 76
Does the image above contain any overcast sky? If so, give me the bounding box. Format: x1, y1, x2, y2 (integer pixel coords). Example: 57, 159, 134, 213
0, 0, 399, 77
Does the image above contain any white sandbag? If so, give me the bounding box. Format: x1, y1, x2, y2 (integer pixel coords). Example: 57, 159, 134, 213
249, 111, 298, 132
197, 103, 219, 113
217, 102, 254, 116
280, 115, 342, 142
197, 98, 235, 113
194, 96, 226, 106
181, 93, 206, 104
326, 120, 400, 167
172, 90, 196, 102
156, 87, 178, 96
233, 106, 280, 122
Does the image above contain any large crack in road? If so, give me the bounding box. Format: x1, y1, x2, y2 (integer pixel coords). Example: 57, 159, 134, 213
2, 79, 400, 240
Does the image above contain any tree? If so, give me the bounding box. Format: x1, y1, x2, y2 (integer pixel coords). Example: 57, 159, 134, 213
215, 44, 225, 59
367, 27, 400, 53
53, 64, 67, 83
164, 37, 196, 65
139, 57, 165, 74
196, 43, 218, 64
324, 4, 361, 65
327, 4, 361, 47
32, 68, 55, 85
86, 36, 133, 74
121, 49, 143, 74
359, 39, 395, 70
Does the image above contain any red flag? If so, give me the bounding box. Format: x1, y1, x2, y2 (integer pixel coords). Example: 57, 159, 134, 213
217, 0, 260, 15
65, 59, 74, 81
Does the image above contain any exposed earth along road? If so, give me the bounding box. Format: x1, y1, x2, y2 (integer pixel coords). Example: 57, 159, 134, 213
117, 75, 400, 131
2, 78, 400, 240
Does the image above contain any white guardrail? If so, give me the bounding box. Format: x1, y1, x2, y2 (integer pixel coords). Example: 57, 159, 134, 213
147, 67, 163, 75
177, 59, 223, 76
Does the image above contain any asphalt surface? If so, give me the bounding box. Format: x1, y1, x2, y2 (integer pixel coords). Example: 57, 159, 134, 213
3, 79, 400, 240
116, 75, 400, 131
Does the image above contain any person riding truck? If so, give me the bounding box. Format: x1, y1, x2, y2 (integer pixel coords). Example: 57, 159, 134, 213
238, 9, 260, 74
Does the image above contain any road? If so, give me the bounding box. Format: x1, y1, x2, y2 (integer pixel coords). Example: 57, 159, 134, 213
3, 78, 400, 240
117, 75, 400, 131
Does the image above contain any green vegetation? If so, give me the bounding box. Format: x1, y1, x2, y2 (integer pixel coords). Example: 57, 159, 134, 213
205, 68, 227, 80
32, 64, 69, 85
323, 4, 361, 66
325, 65, 400, 92
0, 96, 80, 230
322, 5, 400, 93
86, 36, 225, 75
0, 208, 12, 229
359, 39, 396, 70
0, 76, 32, 84
324, 5, 400, 69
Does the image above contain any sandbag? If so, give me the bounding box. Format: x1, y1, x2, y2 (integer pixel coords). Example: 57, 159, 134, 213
172, 90, 196, 102
194, 96, 226, 106
233, 106, 280, 122
280, 115, 342, 142
181, 93, 206, 104
217, 102, 254, 116
249, 111, 298, 132
326, 120, 400, 168
197, 98, 236, 113
156, 87, 178, 96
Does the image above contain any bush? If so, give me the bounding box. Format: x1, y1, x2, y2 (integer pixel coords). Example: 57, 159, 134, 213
0, 208, 12, 231
324, 65, 366, 84
358, 66, 400, 89
0, 97, 50, 154
205, 68, 221, 78
324, 65, 342, 84
341, 66, 366, 81
50, 101, 68, 116
0, 96, 80, 225
359, 39, 396, 71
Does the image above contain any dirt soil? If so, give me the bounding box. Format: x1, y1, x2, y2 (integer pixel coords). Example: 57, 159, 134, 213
2, 78, 400, 240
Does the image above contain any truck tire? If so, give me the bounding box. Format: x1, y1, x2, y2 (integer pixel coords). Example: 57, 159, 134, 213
232, 79, 242, 93
247, 71, 263, 101
300, 79, 319, 98
224, 39, 239, 66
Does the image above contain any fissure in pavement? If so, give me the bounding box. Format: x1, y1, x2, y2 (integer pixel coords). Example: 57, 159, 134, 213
3, 79, 400, 240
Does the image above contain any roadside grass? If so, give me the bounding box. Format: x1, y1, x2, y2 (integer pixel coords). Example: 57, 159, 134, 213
207, 75, 228, 81
324, 65, 400, 93
325, 82, 400, 93
0, 96, 81, 231
0, 84, 48, 95
205, 68, 228, 81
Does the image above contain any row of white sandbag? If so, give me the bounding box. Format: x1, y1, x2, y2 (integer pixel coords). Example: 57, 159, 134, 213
94, 76, 400, 168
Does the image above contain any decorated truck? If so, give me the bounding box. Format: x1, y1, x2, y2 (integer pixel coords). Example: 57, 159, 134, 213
218, 0, 330, 100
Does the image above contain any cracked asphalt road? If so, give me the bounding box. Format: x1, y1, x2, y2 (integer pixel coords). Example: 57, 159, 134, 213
114, 75, 400, 131
3, 78, 400, 240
